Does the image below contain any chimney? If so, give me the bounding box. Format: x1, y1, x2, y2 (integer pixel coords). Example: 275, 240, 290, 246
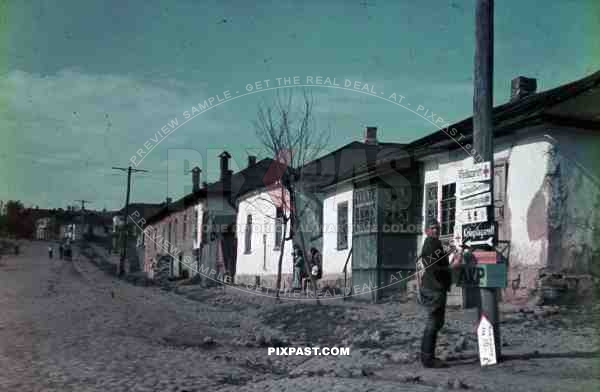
247, 155, 257, 168
191, 166, 201, 192
223, 169, 233, 193
364, 126, 378, 145
219, 151, 231, 180
510, 76, 537, 101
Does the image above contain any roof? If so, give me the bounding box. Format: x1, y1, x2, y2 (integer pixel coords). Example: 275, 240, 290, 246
144, 191, 206, 226
329, 70, 600, 187
408, 69, 600, 151
145, 158, 286, 226
301, 141, 408, 189
206, 157, 290, 197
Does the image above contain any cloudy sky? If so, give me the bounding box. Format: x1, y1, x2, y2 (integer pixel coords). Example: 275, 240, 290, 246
1, 0, 598, 210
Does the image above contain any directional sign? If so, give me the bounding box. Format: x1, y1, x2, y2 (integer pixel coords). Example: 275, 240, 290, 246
457, 206, 488, 224
461, 192, 492, 209
462, 221, 496, 242
452, 263, 507, 288
465, 237, 493, 248
472, 250, 498, 264
458, 161, 491, 183
477, 315, 498, 366
458, 181, 490, 199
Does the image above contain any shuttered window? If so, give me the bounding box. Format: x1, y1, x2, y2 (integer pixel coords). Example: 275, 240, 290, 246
441, 183, 456, 236
337, 202, 349, 250
244, 215, 252, 254
425, 182, 439, 224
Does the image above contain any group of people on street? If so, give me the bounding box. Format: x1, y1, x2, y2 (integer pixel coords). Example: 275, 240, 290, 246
291, 245, 322, 291
48, 241, 71, 260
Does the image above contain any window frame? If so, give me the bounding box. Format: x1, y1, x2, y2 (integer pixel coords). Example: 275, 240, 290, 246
337, 201, 349, 250
274, 207, 284, 250
244, 214, 253, 254
440, 183, 456, 237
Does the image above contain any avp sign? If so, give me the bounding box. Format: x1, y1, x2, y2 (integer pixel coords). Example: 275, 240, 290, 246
452, 264, 507, 288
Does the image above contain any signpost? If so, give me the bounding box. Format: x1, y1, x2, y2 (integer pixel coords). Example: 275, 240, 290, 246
472, 250, 498, 264
462, 221, 496, 243
453, 263, 507, 288
461, 191, 492, 209
458, 181, 490, 199
458, 206, 488, 224
477, 315, 498, 366
458, 161, 491, 183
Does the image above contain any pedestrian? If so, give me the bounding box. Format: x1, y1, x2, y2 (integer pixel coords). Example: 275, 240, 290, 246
310, 247, 322, 280
416, 219, 452, 368
291, 245, 304, 290
48, 245, 54, 259
59, 243, 64, 260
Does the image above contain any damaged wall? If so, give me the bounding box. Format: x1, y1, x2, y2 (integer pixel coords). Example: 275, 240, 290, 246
541, 127, 600, 302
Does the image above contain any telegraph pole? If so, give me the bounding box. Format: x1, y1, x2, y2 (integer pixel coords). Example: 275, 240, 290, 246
75, 200, 92, 240
473, 0, 501, 359
112, 166, 148, 276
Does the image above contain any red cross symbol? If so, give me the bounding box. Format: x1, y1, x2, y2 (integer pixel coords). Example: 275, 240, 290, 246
483, 165, 490, 178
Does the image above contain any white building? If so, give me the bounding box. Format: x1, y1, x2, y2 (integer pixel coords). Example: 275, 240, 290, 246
317, 73, 600, 303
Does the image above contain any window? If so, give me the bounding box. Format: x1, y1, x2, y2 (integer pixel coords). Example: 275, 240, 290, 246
192, 209, 198, 243
244, 214, 252, 254
183, 214, 187, 239
425, 182, 439, 223
167, 222, 172, 252
337, 202, 349, 250
274, 207, 284, 249
440, 183, 456, 236
494, 161, 508, 221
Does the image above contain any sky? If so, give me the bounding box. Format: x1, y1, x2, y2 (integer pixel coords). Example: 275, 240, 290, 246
0, 0, 598, 211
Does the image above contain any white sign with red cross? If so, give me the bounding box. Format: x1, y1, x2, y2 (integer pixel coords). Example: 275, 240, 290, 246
458, 161, 491, 183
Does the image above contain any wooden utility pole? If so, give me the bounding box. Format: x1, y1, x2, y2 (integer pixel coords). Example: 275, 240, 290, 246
112, 166, 148, 276
75, 200, 92, 240
473, 0, 501, 359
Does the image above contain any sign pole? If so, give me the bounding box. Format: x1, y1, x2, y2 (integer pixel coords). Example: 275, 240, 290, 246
473, 0, 501, 361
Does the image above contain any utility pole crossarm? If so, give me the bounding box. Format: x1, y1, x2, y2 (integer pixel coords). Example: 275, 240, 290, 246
112, 165, 150, 276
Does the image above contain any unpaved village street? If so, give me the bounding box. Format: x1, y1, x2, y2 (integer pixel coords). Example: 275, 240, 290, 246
1, 241, 598, 391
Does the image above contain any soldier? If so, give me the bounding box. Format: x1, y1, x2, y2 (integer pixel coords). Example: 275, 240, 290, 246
416, 219, 452, 368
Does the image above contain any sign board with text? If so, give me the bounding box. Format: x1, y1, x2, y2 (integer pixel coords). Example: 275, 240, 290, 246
458, 181, 490, 199
452, 263, 507, 288
461, 192, 492, 210
458, 161, 491, 183
462, 221, 496, 243
477, 315, 498, 366
457, 206, 488, 225
472, 250, 498, 264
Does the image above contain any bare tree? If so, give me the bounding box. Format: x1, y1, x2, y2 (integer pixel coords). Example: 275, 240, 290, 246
254, 89, 329, 301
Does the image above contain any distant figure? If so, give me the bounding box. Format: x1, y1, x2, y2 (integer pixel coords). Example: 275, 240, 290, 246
291, 245, 304, 290
59, 243, 64, 260
48, 245, 53, 259
310, 247, 323, 280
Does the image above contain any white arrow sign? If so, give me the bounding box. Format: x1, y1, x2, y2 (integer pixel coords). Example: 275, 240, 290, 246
458, 182, 490, 199
477, 315, 497, 366
465, 237, 494, 247
458, 207, 488, 224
